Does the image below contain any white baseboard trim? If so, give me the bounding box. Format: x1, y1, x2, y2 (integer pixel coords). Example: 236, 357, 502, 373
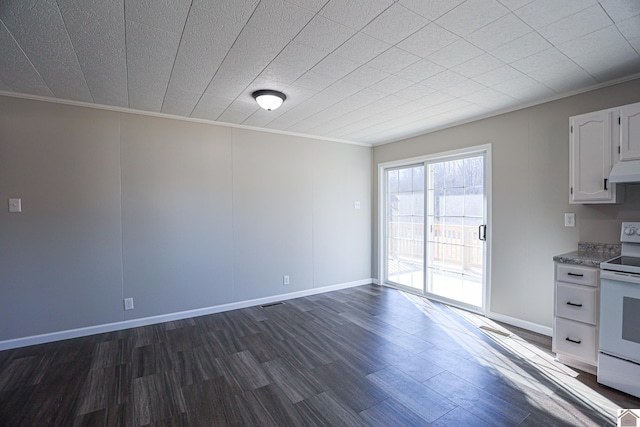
487, 311, 553, 337
0, 279, 373, 351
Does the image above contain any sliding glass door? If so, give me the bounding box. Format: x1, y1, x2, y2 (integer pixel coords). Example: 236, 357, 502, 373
385, 165, 424, 291
383, 149, 488, 313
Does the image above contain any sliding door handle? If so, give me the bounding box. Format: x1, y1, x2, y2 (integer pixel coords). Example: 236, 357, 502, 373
478, 224, 487, 241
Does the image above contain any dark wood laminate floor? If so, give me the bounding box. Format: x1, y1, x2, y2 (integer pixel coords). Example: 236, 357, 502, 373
1, 284, 638, 426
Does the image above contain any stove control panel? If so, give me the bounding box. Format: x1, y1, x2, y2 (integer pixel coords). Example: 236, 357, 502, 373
621, 222, 640, 243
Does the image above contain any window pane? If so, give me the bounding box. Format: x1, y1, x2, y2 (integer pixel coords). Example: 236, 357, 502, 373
413, 166, 424, 191
444, 188, 464, 216
444, 159, 464, 188
399, 168, 413, 192
464, 157, 483, 187
464, 186, 483, 217
387, 169, 399, 193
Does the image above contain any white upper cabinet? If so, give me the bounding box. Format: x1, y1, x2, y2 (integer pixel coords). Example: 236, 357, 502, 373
569, 110, 621, 204
620, 103, 640, 161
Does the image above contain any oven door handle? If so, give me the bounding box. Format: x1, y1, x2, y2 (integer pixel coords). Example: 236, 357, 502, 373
601, 269, 640, 285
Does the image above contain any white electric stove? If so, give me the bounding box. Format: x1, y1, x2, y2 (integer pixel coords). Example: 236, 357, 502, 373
599, 222, 640, 398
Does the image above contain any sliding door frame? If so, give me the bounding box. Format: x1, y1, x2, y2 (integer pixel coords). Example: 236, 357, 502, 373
377, 144, 492, 315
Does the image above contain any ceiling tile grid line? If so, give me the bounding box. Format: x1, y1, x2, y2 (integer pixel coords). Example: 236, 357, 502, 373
159, 0, 195, 114
1, 0, 639, 144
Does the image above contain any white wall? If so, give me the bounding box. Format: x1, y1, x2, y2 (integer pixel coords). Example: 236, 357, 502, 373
373, 78, 640, 330
0, 96, 372, 343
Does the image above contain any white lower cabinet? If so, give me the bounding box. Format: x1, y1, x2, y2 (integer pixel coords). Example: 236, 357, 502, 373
552, 263, 599, 374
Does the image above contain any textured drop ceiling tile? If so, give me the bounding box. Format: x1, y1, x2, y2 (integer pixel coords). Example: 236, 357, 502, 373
399, 0, 465, 20
492, 75, 554, 101
313, 94, 408, 134
320, 0, 394, 30
293, 15, 356, 52
436, 0, 509, 36
629, 37, 640, 54
162, 2, 255, 115
341, 65, 390, 86
0, 0, 92, 101
422, 70, 466, 90
394, 83, 435, 101
514, 0, 596, 28
367, 47, 421, 74
334, 33, 391, 63
599, 0, 640, 22
395, 59, 445, 82
490, 31, 551, 63
311, 54, 361, 79
473, 65, 524, 86
287, 0, 329, 13
441, 79, 486, 97
557, 25, 628, 58
125, 0, 191, 33
268, 80, 362, 129
0, 79, 11, 91
274, 42, 328, 69
362, 4, 428, 44
466, 13, 532, 51
462, 87, 519, 109
126, 20, 181, 111
451, 53, 505, 78
162, 88, 203, 116
247, 0, 315, 39
290, 88, 385, 132
530, 65, 597, 92
427, 39, 483, 68
537, 4, 613, 45
191, 94, 234, 121
617, 15, 640, 40
369, 75, 414, 94
571, 43, 640, 81
414, 90, 455, 107
202, 26, 289, 99
0, 21, 52, 96
259, 61, 308, 84
218, 99, 259, 124
510, 48, 569, 73
57, 0, 127, 107
498, 0, 536, 10
397, 23, 459, 58
293, 71, 337, 90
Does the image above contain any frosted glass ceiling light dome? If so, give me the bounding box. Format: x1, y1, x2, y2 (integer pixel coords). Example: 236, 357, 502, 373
252, 90, 286, 111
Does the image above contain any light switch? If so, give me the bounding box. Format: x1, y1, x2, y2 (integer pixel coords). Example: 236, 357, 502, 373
9, 198, 21, 213
354, 201, 361, 210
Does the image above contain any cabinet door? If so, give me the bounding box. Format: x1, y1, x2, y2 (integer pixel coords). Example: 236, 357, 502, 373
570, 111, 617, 203
620, 103, 640, 161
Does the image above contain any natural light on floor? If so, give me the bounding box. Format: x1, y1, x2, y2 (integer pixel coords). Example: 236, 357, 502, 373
400, 291, 623, 426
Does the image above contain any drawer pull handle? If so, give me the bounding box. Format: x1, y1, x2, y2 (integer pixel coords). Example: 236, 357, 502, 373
565, 337, 581, 344
566, 302, 583, 307
567, 273, 584, 277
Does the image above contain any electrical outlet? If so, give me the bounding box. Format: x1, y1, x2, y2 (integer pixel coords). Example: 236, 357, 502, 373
283, 275, 290, 285
8, 198, 21, 213
124, 298, 134, 310
564, 213, 575, 227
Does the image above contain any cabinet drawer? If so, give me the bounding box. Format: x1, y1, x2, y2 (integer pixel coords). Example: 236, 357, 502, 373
556, 282, 598, 324
556, 264, 598, 287
553, 318, 597, 364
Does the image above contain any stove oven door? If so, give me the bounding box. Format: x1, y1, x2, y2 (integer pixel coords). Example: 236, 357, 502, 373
600, 271, 640, 360
599, 270, 640, 398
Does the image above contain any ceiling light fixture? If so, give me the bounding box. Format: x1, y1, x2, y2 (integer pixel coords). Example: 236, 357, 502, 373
252, 90, 286, 111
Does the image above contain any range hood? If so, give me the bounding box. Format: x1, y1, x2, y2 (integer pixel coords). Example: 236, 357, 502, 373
609, 160, 640, 183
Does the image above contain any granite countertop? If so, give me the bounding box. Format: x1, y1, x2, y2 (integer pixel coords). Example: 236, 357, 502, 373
553, 242, 621, 267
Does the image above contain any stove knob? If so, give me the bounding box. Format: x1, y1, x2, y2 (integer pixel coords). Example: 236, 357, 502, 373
624, 226, 636, 236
